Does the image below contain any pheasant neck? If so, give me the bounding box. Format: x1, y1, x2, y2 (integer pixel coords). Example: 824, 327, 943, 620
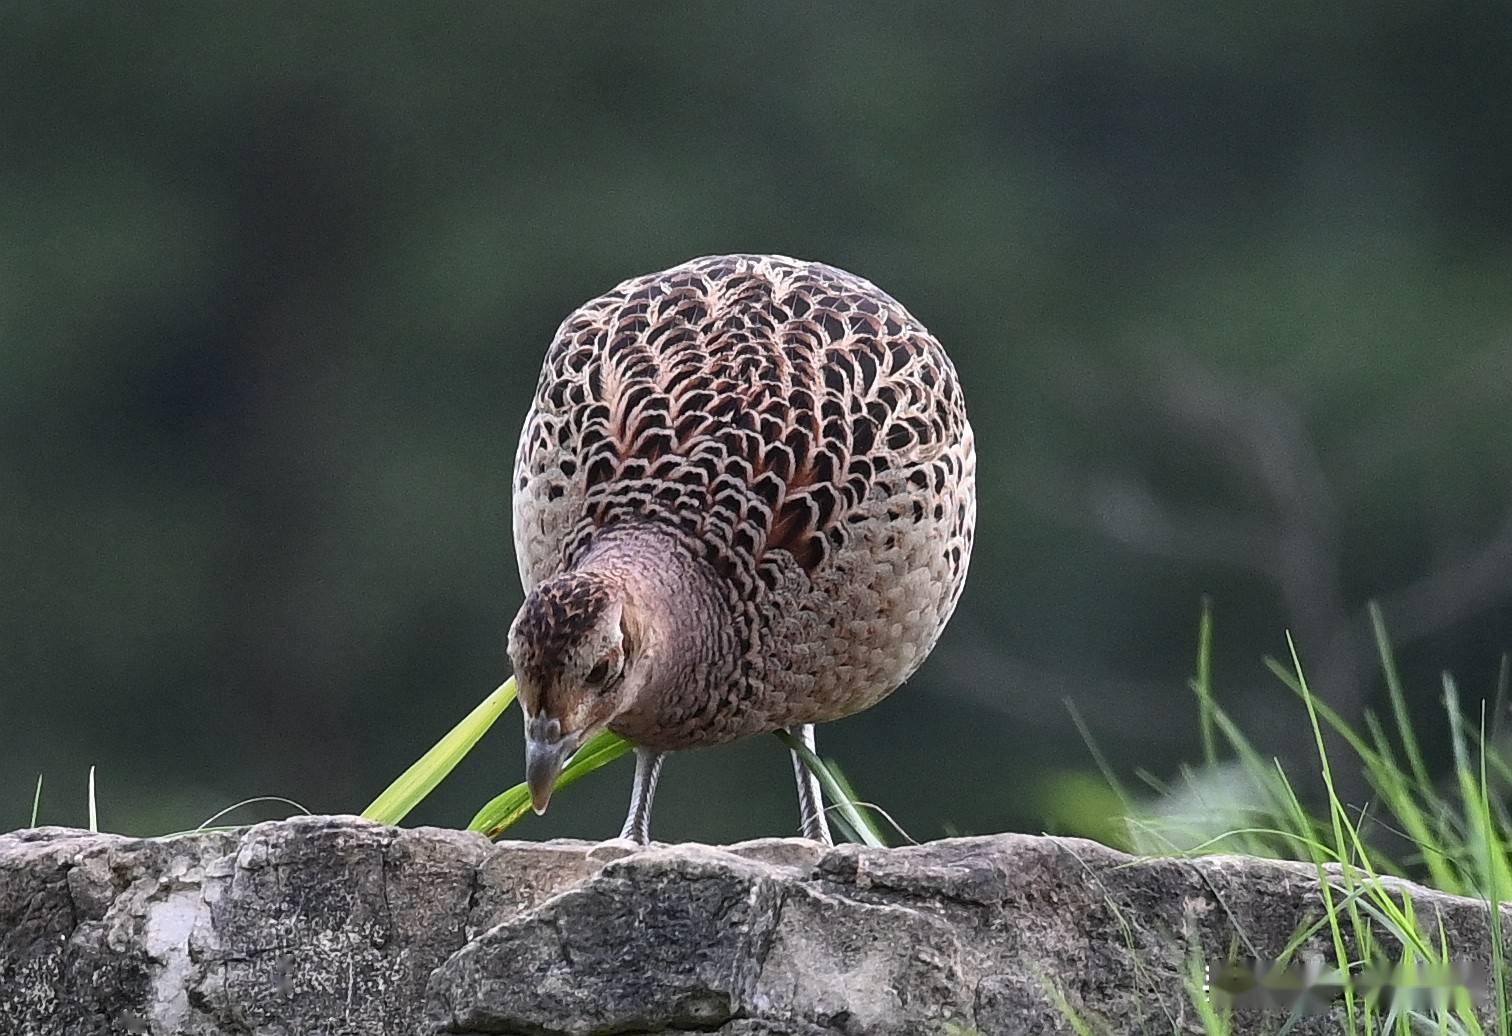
572, 522, 738, 742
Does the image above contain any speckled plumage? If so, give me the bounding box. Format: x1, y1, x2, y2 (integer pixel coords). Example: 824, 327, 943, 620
511, 254, 975, 756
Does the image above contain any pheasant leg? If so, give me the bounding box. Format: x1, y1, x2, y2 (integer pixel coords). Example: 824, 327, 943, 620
619, 746, 665, 844
789, 724, 833, 844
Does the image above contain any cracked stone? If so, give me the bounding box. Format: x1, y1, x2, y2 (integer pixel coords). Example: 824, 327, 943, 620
1, 816, 1507, 1035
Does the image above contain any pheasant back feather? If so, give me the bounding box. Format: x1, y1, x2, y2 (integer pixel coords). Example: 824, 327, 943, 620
513, 254, 975, 747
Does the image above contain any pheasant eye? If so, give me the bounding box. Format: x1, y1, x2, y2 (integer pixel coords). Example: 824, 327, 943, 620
585, 660, 611, 686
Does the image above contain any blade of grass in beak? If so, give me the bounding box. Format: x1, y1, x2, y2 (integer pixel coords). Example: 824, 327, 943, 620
469, 729, 633, 839
361, 678, 518, 826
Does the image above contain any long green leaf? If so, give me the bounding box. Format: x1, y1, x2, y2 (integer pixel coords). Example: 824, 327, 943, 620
1371, 602, 1432, 791
775, 729, 887, 847
1471, 694, 1510, 1036
1193, 596, 1217, 767
468, 728, 633, 838
361, 678, 517, 825
1285, 632, 1360, 1031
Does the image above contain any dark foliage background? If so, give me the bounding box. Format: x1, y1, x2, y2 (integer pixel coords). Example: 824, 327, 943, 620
5, 3, 1510, 842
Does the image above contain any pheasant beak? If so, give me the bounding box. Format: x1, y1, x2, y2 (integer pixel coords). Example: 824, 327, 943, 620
524, 715, 579, 815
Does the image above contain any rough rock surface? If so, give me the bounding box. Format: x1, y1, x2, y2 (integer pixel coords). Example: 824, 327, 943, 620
0, 815, 1502, 1034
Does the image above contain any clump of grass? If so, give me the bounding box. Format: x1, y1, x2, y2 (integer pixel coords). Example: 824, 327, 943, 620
1067, 601, 1510, 1035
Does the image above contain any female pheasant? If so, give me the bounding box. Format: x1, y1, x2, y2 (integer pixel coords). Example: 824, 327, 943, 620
509, 255, 975, 843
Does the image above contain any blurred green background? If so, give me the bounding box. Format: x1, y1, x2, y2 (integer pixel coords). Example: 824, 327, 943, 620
5, 3, 1510, 843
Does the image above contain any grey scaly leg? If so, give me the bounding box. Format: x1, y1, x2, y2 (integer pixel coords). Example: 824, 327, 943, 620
619, 747, 665, 844
789, 724, 832, 844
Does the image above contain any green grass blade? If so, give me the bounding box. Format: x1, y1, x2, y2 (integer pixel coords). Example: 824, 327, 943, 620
1362, 711, 1460, 893
1264, 655, 1381, 767
30, 774, 42, 828
775, 729, 887, 847
468, 728, 633, 839
1132, 767, 1172, 796
1371, 602, 1432, 791
87, 766, 98, 833
1474, 698, 1509, 1036
1038, 968, 1104, 1036
1284, 633, 1361, 1030
1209, 706, 1308, 833
1276, 652, 1462, 890
1185, 949, 1231, 1036
361, 677, 518, 826
1067, 698, 1133, 812
1193, 596, 1217, 767
824, 756, 895, 845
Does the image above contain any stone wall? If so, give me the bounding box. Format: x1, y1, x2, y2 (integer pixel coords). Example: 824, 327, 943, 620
0, 816, 1502, 1034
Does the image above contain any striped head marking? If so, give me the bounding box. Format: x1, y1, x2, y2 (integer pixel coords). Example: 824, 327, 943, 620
508, 570, 631, 812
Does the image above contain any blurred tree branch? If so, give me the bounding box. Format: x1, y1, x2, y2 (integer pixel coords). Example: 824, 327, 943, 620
1010, 341, 1512, 803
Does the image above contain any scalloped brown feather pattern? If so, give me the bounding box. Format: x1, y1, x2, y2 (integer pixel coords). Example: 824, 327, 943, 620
513, 255, 975, 734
